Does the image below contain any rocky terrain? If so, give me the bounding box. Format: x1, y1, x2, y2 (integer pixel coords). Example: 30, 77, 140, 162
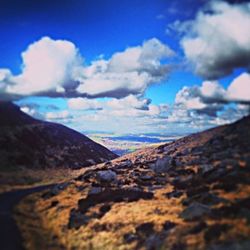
15, 115, 250, 249
0, 102, 117, 170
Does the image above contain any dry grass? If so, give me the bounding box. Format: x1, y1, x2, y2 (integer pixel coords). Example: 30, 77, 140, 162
0, 167, 89, 194
15, 174, 250, 250
13, 119, 250, 249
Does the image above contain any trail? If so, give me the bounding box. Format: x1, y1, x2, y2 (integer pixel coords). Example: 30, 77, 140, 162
0, 184, 56, 250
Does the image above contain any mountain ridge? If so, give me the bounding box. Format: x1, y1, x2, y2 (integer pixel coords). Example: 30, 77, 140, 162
0, 102, 117, 169
15, 114, 250, 250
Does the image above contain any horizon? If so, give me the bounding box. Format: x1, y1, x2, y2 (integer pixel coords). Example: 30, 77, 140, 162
0, 0, 250, 134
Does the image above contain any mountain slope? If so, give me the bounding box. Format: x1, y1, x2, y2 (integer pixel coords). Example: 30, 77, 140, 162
17, 114, 250, 250
0, 102, 117, 169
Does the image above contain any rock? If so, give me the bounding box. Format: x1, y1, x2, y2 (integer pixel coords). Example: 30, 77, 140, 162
96, 170, 117, 183
174, 158, 184, 167
136, 222, 155, 237
162, 221, 177, 231
116, 160, 133, 169
186, 186, 210, 197
208, 241, 250, 250
180, 202, 211, 220
220, 159, 239, 168
104, 161, 112, 166
140, 174, 154, 181
75, 170, 94, 182
182, 148, 191, 155
150, 156, 172, 173
78, 188, 153, 214
198, 164, 215, 175
165, 190, 183, 199
50, 200, 59, 208
42, 182, 70, 198
204, 167, 229, 184
204, 224, 230, 242
154, 176, 167, 185
191, 146, 203, 155
188, 221, 207, 234
86, 159, 96, 165
183, 192, 228, 206
156, 144, 165, 153
68, 209, 90, 229
123, 233, 138, 243
172, 175, 195, 190
145, 234, 164, 250
99, 204, 111, 213
88, 186, 103, 195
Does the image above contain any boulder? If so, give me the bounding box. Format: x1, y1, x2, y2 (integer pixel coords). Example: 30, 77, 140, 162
150, 156, 172, 173
198, 164, 215, 175
180, 202, 211, 220
116, 160, 133, 169
96, 170, 117, 183
88, 186, 103, 195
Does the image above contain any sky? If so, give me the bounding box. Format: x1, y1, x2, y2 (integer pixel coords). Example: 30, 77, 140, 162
0, 0, 250, 134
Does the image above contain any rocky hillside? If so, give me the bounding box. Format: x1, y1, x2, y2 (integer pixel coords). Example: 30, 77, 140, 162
0, 102, 117, 169
16, 115, 250, 250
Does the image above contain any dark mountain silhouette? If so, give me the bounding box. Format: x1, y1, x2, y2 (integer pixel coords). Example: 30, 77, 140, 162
0, 102, 117, 169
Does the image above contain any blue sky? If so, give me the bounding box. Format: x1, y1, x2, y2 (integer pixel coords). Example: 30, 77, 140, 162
1, 0, 250, 134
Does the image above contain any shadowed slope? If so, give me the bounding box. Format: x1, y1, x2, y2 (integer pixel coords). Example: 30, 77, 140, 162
0, 102, 117, 169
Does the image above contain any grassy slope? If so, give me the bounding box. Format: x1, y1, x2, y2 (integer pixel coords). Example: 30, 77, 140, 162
15, 117, 250, 249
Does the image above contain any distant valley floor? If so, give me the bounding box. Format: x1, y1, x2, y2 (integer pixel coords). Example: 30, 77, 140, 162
87, 133, 184, 155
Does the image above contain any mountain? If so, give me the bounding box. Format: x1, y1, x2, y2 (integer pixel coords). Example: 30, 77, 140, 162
0, 102, 117, 169
19, 115, 250, 249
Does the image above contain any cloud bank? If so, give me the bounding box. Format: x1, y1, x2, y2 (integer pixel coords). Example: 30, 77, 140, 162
167, 72, 250, 128
180, 0, 250, 79
0, 37, 174, 100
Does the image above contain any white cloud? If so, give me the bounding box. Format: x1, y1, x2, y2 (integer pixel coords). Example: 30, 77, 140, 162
106, 95, 150, 110
0, 36, 174, 100
68, 98, 103, 110
19, 103, 44, 120
174, 83, 225, 117
45, 110, 71, 120
20, 106, 36, 116
180, 1, 250, 79
109, 38, 174, 74
166, 72, 250, 130
200, 81, 226, 100
174, 72, 250, 115
227, 72, 250, 102
7, 37, 82, 96
76, 38, 174, 98
63, 94, 170, 133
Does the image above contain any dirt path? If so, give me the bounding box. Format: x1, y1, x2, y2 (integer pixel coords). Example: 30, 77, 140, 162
0, 184, 57, 250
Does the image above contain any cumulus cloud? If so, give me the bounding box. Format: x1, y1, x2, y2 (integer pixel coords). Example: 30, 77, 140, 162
0, 37, 174, 100
64, 94, 169, 133
227, 72, 250, 102
175, 84, 224, 117
45, 110, 72, 121
21, 106, 38, 117
106, 95, 151, 110
180, 0, 250, 79
68, 98, 103, 110
19, 103, 44, 120
68, 94, 162, 116
76, 38, 174, 98
6, 37, 82, 97
175, 72, 250, 111
168, 72, 250, 129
